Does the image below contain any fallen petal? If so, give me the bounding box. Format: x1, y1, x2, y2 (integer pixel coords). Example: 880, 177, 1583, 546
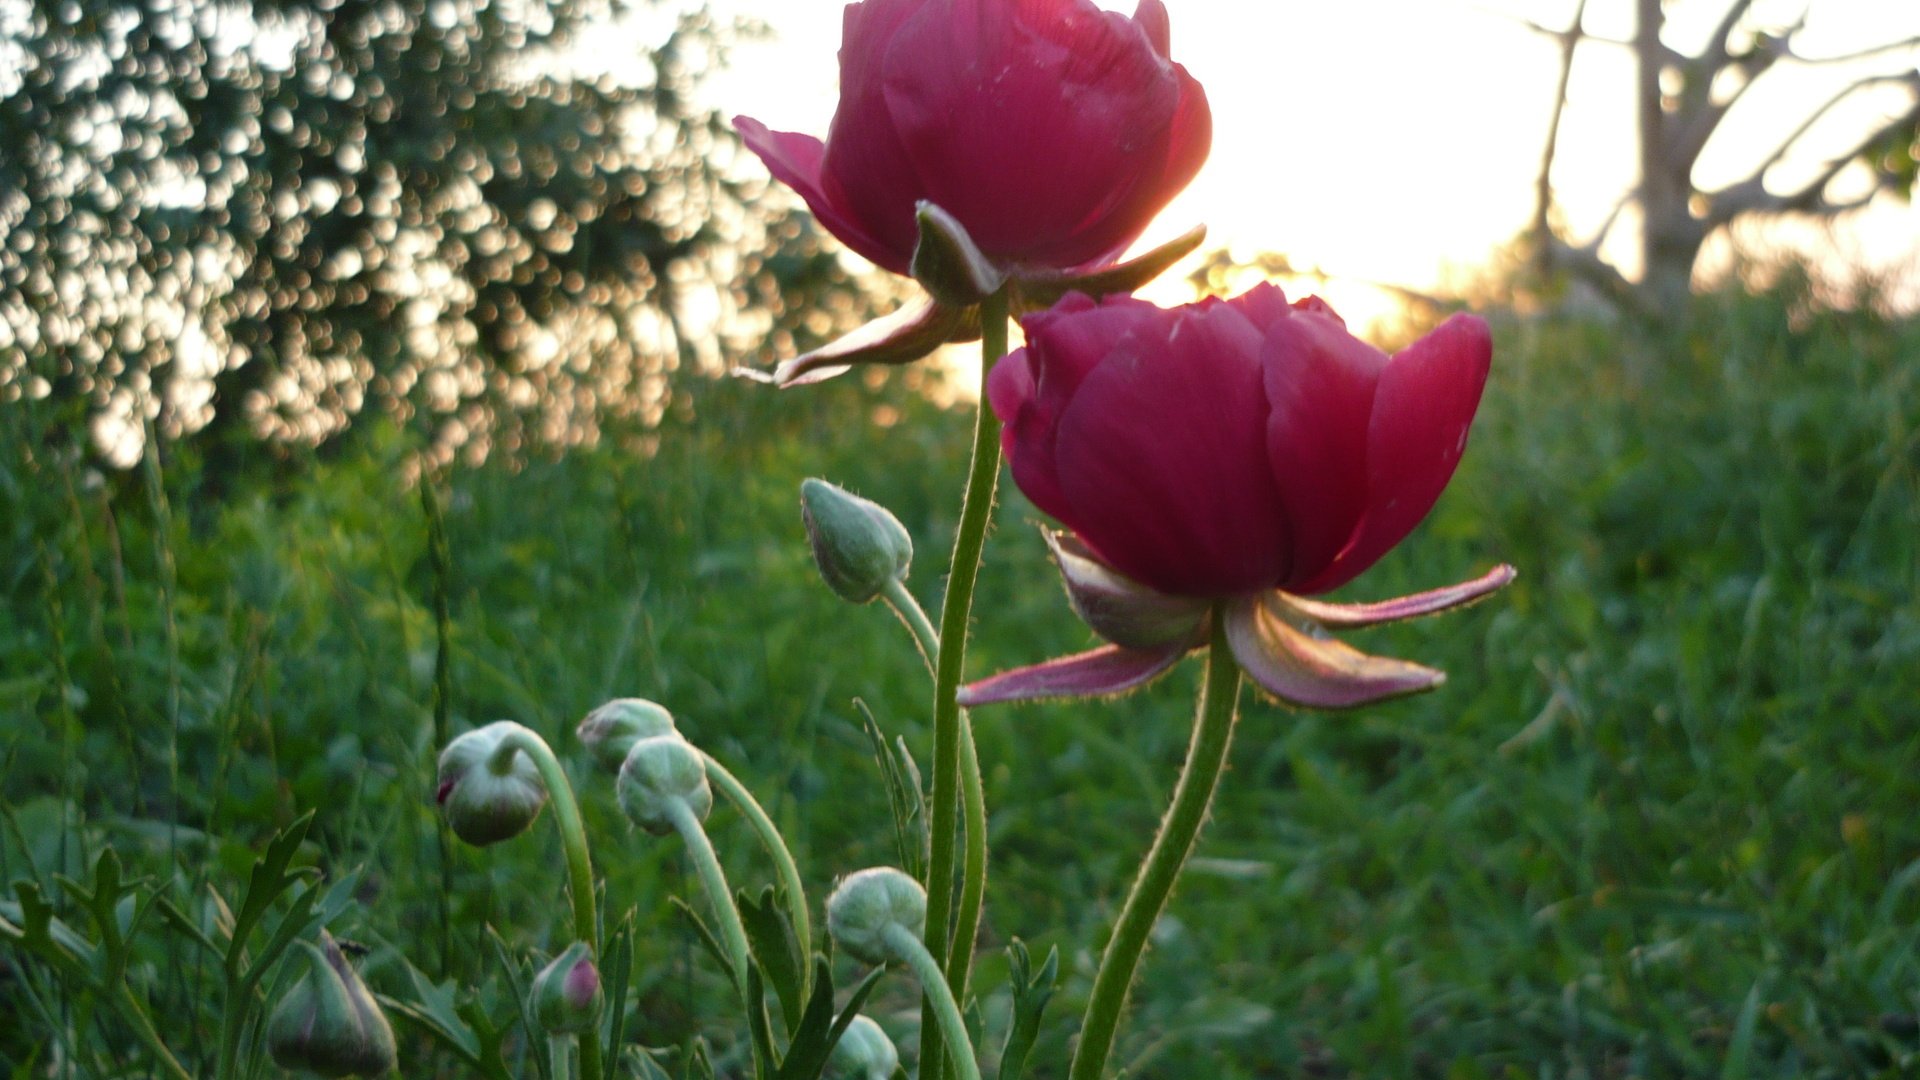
959, 642, 1190, 706
1223, 594, 1444, 709
1285, 564, 1517, 628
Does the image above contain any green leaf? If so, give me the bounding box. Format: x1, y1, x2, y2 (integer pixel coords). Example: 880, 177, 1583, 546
685, 1037, 716, 1080
777, 960, 886, 1080
227, 812, 318, 975
744, 961, 779, 1080
739, 885, 807, 1033
668, 894, 737, 987
603, 909, 638, 1068
996, 940, 1059, 1080
859, 702, 927, 880
487, 927, 552, 1080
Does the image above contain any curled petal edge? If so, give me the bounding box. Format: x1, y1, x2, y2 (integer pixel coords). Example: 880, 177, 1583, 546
958, 641, 1191, 707
1046, 530, 1209, 650
1285, 564, 1517, 628
1010, 224, 1207, 314
1224, 593, 1444, 710
734, 296, 982, 388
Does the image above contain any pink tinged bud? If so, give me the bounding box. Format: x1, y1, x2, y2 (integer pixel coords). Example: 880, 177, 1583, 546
435, 721, 548, 847
266, 932, 397, 1078
733, 0, 1209, 278
532, 941, 604, 1035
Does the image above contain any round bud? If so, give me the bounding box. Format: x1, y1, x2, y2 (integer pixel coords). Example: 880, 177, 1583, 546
799, 478, 913, 604
576, 698, 677, 773
824, 1014, 900, 1080
532, 941, 604, 1035
436, 721, 548, 847
267, 932, 398, 1078
826, 867, 926, 967
616, 735, 712, 836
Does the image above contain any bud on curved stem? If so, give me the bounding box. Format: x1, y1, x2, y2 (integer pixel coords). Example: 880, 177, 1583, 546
437, 721, 549, 846
800, 478, 914, 605
576, 698, 677, 774
620, 736, 753, 1006
825, 1014, 900, 1080
533, 941, 604, 1038
826, 869, 981, 1080
699, 749, 812, 995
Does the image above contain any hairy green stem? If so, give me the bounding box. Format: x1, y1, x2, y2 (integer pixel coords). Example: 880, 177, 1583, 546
1068, 613, 1242, 1080
664, 799, 753, 1004
921, 288, 1008, 1080
700, 751, 810, 989
494, 728, 604, 1080
881, 924, 983, 1080
881, 578, 940, 677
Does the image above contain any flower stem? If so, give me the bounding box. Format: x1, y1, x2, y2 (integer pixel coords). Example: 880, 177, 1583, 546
700, 750, 811, 989
922, 289, 1008, 1080
665, 798, 754, 1005
882, 578, 940, 677
881, 923, 984, 1080
1068, 612, 1242, 1080
495, 727, 604, 1080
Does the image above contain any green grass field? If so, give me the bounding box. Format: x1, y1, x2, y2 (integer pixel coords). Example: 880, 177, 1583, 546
4, 283, 1918, 1078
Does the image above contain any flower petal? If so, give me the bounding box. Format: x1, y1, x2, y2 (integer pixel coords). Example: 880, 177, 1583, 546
1284, 563, 1517, 628
880, 0, 1188, 268
1260, 302, 1388, 590
814, 0, 928, 272
1223, 593, 1444, 709
1046, 530, 1209, 649
746, 296, 979, 387
958, 641, 1190, 706
1294, 313, 1494, 594
1050, 298, 1292, 596
734, 117, 904, 273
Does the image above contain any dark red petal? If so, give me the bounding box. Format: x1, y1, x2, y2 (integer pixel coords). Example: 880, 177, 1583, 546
880, 0, 1185, 268
1046, 530, 1209, 649
1223, 594, 1444, 709
813, 0, 927, 272
1059, 56, 1211, 273
1295, 313, 1493, 594
759, 296, 978, 386
958, 641, 1190, 706
734, 117, 906, 273
1286, 563, 1516, 628
1260, 306, 1388, 590
1133, 0, 1170, 57
1050, 300, 1291, 596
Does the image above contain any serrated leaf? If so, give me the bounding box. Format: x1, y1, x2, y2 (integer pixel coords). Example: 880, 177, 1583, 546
858, 702, 926, 880
739, 885, 807, 1033
228, 812, 317, 975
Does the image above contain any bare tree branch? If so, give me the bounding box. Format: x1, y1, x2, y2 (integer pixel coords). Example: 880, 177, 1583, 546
1707, 78, 1920, 225
1532, 0, 1590, 276
1779, 34, 1920, 66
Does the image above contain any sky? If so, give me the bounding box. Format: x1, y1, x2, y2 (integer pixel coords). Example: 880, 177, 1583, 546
686, 0, 1920, 332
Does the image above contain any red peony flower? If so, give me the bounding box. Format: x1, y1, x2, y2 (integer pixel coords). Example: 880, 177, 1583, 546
735, 0, 1209, 278
964, 285, 1514, 709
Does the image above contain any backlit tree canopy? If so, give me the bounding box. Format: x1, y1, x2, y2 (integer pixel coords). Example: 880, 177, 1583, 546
0, 0, 874, 468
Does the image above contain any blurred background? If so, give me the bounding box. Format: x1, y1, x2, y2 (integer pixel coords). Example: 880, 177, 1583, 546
4, 0, 1919, 1076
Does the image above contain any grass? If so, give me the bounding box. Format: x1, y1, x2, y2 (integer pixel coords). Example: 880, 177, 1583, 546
3, 282, 1918, 1078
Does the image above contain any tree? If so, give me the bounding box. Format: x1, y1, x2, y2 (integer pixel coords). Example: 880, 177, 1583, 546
0, 0, 877, 475
1529, 0, 1920, 312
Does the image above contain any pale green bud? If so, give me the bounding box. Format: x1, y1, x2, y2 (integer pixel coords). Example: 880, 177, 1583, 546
825, 1014, 900, 1080
532, 941, 604, 1035
800, 478, 913, 604
435, 720, 548, 847
576, 698, 677, 773
616, 735, 712, 836
826, 867, 925, 967
266, 932, 398, 1078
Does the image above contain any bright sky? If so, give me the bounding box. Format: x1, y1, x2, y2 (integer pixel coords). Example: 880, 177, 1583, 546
695, 0, 1920, 332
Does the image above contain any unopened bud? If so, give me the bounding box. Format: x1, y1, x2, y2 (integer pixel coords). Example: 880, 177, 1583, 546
576, 698, 677, 773
436, 721, 548, 847
800, 478, 913, 604
826, 867, 925, 967
616, 735, 712, 836
266, 932, 398, 1078
532, 941, 604, 1035
825, 1014, 900, 1080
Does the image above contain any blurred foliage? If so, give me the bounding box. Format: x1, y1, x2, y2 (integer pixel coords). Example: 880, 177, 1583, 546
4, 273, 1918, 1075
0, 0, 886, 478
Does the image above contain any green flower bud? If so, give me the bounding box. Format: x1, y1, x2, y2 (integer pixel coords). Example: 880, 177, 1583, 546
826, 867, 926, 967
436, 720, 548, 847
576, 698, 677, 773
616, 734, 712, 836
825, 1014, 900, 1080
532, 941, 604, 1035
266, 932, 398, 1078
800, 478, 913, 604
